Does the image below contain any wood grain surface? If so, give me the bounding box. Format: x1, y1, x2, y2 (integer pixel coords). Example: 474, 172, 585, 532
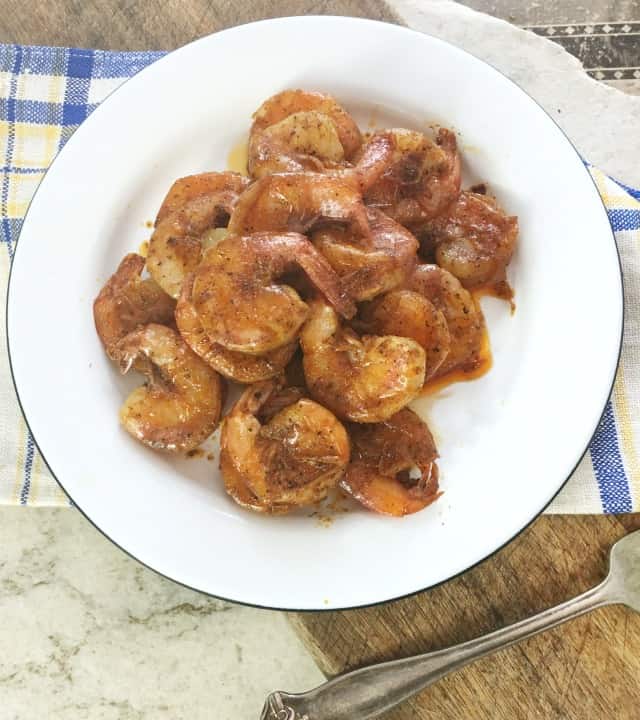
0, 0, 400, 49
290, 515, 640, 719
5, 3, 639, 718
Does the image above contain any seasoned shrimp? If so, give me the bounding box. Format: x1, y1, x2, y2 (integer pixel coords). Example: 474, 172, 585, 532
228, 172, 369, 238
176, 273, 297, 383
257, 384, 307, 420
341, 408, 440, 516
154, 171, 250, 225
252, 90, 362, 157
147, 172, 250, 298
422, 190, 518, 299
229, 134, 394, 240
408, 264, 485, 377
329, 132, 396, 194
364, 127, 461, 226
312, 207, 418, 301
249, 90, 362, 178
300, 299, 426, 423
117, 324, 223, 452
189, 232, 354, 356
249, 110, 348, 177
220, 379, 350, 513
357, 289, 451, 381
93, 253, 176, 361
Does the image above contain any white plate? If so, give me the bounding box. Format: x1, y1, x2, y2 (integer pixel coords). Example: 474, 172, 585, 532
7, 17, 622, 610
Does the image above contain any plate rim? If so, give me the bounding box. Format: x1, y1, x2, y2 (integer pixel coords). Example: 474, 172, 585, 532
5, 15, 625, 611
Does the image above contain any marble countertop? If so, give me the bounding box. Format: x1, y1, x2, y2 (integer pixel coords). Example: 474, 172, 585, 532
2, 2, 639, 718
1, 508, 322, 719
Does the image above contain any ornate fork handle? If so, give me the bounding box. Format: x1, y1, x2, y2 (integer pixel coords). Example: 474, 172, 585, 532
260, 577, 619, 720
258, 529, 640, 719
261, 692, 309, 720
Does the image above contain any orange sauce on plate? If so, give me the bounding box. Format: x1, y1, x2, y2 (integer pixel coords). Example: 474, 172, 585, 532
472, 281, 516, 313
421, 322, 492, 395
227, 138, 249, 176
422, 285, 512, 394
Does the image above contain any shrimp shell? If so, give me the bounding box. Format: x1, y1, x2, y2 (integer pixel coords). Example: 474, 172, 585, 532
228, 172, 372, 240
425, 190, 518, 300
176, 273, 297, 383
312, 207, 418, 302
300, 299, 426, 423
189, 232, 355, 356
341, 408, 440, 516
117, 324, 223, 453
249, 110, 347, 178
220, 379, 350, 513
155, 171, 250, 226
251, 89, 362, 158
364, 127, 461, 227
93, 253, 176, 362
147, 172, 249, 299
408, 264, 485, 377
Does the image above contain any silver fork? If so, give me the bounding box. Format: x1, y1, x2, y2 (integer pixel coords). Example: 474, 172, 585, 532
260, 528, 640, 720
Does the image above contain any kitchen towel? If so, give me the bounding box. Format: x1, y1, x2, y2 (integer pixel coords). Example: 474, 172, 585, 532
0, 44, 638, 512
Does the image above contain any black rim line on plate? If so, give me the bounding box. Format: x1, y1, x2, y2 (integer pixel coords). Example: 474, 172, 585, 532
5, 16, 625, 613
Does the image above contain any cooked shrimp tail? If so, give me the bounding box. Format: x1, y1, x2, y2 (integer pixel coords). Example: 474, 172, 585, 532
332, 131, 396, 193
341, 408, 441, 516
313, 206, 418, 302
283, 234, 356, 318
93, 253, 176, 361
228, 172, 372, 241
117, 323, 223, 452
147, 172, 250, 298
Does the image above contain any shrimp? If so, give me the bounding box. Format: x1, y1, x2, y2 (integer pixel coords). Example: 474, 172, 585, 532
228, 172, 369, 239
408, 264, 485, 377
229, 134, 395, 240
154, 171, 250, 225
249, 90, 362, 178
147, 172, 250, 299
93, 253, 176, 361
257, 384, 307, 420
176, 273, 297, 383
188, 232, 355, 356
357, 289, 451, 381
422, 190, 518, 299
312, 207, 418, 301
328, 132, 396, 194
364, 127, 461, 227
220, 379, 350, 513
300, 299, 426, 423
249, 110, 348, 177
341, 408, 440, 516
116, 324, 223, 452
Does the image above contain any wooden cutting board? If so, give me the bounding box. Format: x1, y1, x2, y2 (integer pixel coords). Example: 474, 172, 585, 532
290, 515, 640, 719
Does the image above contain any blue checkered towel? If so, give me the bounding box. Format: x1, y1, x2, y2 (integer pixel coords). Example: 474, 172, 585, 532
1, 44, 639, 512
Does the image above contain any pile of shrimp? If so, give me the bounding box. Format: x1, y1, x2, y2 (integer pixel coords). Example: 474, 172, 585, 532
93, 89, 518, 518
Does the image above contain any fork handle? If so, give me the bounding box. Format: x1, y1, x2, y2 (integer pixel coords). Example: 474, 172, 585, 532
294, 578, 616, 720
